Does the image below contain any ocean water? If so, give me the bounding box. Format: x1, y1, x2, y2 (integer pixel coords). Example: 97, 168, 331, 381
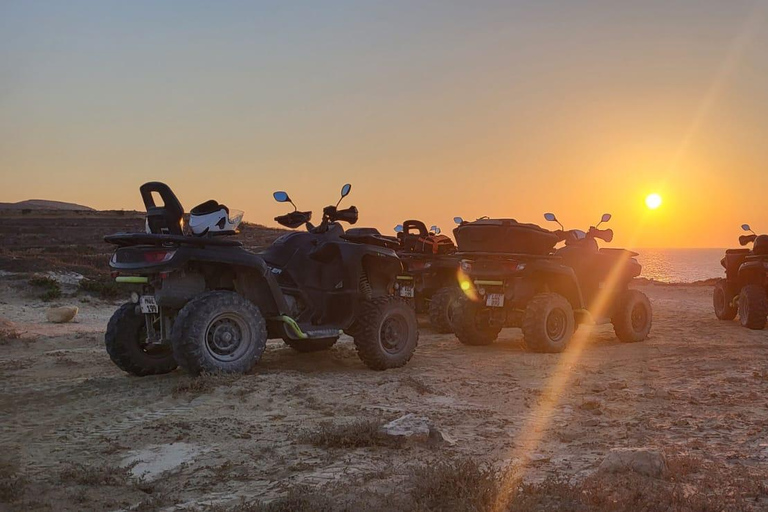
633, 248, 726, 284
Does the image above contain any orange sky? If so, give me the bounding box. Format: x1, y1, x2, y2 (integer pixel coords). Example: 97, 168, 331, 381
2, 1, 768, 248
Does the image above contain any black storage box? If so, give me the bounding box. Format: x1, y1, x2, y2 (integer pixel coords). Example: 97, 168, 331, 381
454, 218, 559, 255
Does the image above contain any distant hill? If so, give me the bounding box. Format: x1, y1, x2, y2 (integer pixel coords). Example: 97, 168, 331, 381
0, 199, 94, 211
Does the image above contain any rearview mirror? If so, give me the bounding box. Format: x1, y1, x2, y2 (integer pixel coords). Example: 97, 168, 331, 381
341, 184, 351, 197
453, 216, 464, 224
430, 225, 441, 235
544, 213, 557, 222
601, 213, 612, 223
273, 191, 290, 203
394, 224, 403, 233
742, 224, 752, 232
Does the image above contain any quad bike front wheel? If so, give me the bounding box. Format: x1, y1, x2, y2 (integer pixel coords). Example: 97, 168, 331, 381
612, 289, 652, 342
283, 337, 338, 353
171, 291, 267, 375
428, 286, 461, 334
452, 295, 502, 346
105, 303, 178, 376
522, 293, 575, 353
738, 285, 767, 330
353, 296, 418, 370
713, 279, 738, 321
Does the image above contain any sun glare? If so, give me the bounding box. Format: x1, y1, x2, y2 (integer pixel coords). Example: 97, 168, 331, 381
645, 193, 662, 210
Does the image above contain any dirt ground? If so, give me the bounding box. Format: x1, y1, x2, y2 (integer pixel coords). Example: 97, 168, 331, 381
2, 273, 768, 511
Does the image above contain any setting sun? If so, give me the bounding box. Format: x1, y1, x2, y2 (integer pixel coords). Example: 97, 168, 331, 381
645, 193, 663, 210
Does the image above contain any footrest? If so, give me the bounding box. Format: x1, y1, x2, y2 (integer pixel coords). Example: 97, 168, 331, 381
305, 329, 342, 339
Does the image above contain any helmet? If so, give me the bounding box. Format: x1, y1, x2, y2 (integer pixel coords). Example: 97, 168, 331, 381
189, 200, 243, 236
753, 234, 768, 255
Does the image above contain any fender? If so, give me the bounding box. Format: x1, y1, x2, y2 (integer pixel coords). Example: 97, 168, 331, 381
737, 259, 768, 287
522, 259, 585, 310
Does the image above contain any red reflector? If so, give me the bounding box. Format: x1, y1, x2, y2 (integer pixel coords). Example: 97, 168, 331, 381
143, 250, 173, 263
111, 271, 120, 278
159, 272, 169, 279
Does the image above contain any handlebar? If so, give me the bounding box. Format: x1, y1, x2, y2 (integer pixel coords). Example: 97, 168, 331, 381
555, 227, 613, 244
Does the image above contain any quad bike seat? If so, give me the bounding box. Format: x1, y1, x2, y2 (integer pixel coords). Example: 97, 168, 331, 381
140, 182, 185, 235
343, 228, 400, 249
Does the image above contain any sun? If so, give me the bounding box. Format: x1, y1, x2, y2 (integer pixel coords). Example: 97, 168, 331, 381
645, 193, 662, 210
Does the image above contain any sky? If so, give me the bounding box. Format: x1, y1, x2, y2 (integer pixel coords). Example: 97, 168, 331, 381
2, 0, 768, 248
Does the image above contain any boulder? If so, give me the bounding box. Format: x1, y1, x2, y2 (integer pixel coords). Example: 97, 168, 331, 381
598, 448, 668, 478
46, 306, 78, 323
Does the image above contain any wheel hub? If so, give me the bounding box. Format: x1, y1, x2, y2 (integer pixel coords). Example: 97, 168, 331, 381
205, 314, 250, 362
631, 303, 647, 331
380, 315, 408, 353
546, 308, 567, 341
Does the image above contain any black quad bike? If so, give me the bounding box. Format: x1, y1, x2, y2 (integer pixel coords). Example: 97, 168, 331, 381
104, 182, 418, 376
713, 224, 768, 330
451, 213, 652, 352
392, 221, 461, 333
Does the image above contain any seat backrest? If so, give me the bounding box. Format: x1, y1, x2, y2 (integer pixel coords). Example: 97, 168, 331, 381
140, 182, 185, 235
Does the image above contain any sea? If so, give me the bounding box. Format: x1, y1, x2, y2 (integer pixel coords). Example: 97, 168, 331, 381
633, 248, 725, 284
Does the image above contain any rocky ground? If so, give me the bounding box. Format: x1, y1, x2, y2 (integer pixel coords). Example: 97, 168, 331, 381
2, 272, 768, 511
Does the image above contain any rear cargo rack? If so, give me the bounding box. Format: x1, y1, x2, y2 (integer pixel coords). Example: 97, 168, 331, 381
104, 233, 243, 248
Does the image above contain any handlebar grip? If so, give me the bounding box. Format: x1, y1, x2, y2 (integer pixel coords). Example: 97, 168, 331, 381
592, 228, 614, 243
740, 234, 757, 246
275, 210, 312, 229
332, 206, 359, 224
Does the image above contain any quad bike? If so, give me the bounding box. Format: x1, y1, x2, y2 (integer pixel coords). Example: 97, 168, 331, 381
451, 213, 652, 352
392, 221, 461, 333
713, 224, 768, 330
104, 182, 418, 376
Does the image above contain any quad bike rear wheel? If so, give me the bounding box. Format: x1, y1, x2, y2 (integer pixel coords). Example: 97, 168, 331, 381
105, 303, 177, 376
452, 295, 502, 346
171, 291, 267, 375
612, 289, 652, 342
283, 337, 338, 353
353, 296, 418, 370
522, 293, 575, 352
428, 286, 461, 334
738, 284, 767, 330
713, 279, 738, 321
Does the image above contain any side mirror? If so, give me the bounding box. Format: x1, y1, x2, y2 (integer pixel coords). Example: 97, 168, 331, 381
430, 225, 441, 235
341, 184, 352, 197
394, 224, 403, 233
544, 212, 563, 230
454, 216, 464, 224
601, 213, 612, 223
742, 224, 752, 232
273, 191, 290, 203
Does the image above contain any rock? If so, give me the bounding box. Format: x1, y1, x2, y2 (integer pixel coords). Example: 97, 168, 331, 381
46, 306, 78, 323
380, 414, 431, 442
380, 414, 455, 447
598, 448, 668, 478
428, 426, 457, 447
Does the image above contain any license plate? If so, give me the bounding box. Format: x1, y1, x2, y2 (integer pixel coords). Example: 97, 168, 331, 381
486, 293, 505, 308
139, 295, 159, 314
399, 285, 415, 298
